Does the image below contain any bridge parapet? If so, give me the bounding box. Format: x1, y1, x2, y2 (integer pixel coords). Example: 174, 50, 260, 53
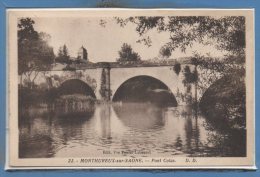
49, 57, 195, 71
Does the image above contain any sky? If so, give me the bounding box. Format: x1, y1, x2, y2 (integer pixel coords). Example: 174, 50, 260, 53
33, 17, 226, 63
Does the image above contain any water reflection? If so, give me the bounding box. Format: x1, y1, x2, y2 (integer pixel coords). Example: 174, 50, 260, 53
100, 104, 112, 141
54, 94, 95, 119
19, 97, 95, 158
19, 110, 55, 158
19, 101, 246, 158
113, 103, 165, 130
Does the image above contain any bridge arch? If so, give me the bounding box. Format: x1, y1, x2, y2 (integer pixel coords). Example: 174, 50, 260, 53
112, 75, 178, 106
57, 79, 96, 98
199, 75, 245, 114
199, 75, 238, 104
198, 74, 246, 134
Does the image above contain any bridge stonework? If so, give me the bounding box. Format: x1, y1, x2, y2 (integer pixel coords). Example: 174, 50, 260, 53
32, 63, 201, 106
109, 65, 196, 105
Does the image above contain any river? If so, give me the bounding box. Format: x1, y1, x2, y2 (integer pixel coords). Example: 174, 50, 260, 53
19, 102, 246, 158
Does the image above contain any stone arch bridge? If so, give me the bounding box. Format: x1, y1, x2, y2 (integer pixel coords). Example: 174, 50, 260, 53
32, 61, 221, 106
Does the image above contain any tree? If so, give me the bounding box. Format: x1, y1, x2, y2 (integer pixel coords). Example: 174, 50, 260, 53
117, 43, 141, 62
18, 18, 38, 76
55, 44, 71, 64
159, 46, 171, 58
37, 32, 55, 68
183, 66, 198, 85
57, 47, 63, 59
115, 16, 245, 57
173, 63, 181, 75
63, 45, 69, 57
18, 18, 55, 88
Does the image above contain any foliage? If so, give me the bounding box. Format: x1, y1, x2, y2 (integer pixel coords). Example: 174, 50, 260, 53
55, 45, 71, 64
117, 43, 141, 62
115, 16, 245, 56
99, 68, 112, 100
18, 18, 55, 87
99, 68, 107, 98
18, 19, 54, 72
159, 46, 171, 58
182, 66, 198, 85
173, 63, 181, 75
189, 52, 246, 98
200, 75, 246, 130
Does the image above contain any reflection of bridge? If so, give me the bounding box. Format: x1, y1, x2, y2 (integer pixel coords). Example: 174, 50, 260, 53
32, 60, 219, 106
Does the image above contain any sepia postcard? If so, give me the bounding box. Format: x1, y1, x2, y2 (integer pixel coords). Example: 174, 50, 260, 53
6, 9, 255, 169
